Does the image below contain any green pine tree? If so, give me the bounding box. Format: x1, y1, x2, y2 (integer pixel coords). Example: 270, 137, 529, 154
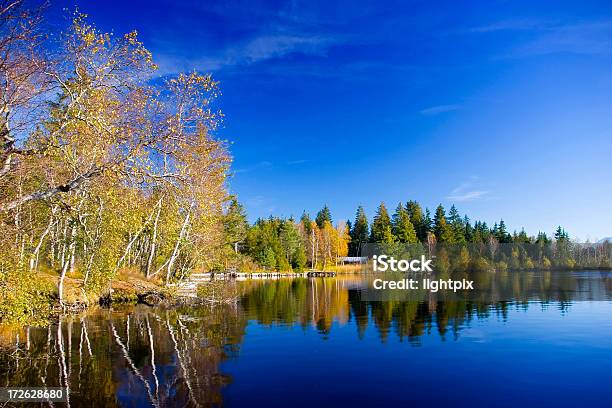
350, 206, 369, 255
496, 219, 511, 243
536, 231, 550, 245
463, 216, 473, 242
448, 205, 466, 243
223, 198, 249, 252
406, 200, 427, 242
370, 203, 395, 244
260, 247, 277, 269
392, 202, 418, 243
300, 211, 313, 234
515, 228, 531, 244
434, 204, 454, 243
279, 219, 305, 269
315, 205, 332, 228
554, 226, 569, 241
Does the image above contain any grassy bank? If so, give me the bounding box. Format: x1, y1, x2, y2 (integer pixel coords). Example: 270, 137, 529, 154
0, 269, 171, 325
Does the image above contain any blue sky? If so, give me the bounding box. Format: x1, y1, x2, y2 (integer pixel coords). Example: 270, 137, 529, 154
49, 0, 612, 240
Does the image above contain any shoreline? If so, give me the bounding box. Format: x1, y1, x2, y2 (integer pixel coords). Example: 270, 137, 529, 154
2, 267, 611, 327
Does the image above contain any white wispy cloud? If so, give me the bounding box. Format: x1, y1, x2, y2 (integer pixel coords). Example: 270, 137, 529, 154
447, 190, 488, 202
419, 104, 460, 116
469, 18, 550, 33
233, 160, 272, 174
447, 178, 490, 202
155, 32, 343, 75
512, 20, 612, 57
236, 34, 336, 64
469, 18, 612, 57
147, 1, 371, 77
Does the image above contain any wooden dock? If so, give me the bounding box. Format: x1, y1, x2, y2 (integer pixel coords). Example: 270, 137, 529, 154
305, 271, 337, 277
170, 271, 337, 297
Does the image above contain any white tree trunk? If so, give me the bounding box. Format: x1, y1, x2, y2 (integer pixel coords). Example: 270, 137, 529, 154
166, 203, 193, 284
146, 200, 162, 278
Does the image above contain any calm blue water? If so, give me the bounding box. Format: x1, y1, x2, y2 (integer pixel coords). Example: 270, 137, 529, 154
1, 270, 611, 407
224, 301, 612, 407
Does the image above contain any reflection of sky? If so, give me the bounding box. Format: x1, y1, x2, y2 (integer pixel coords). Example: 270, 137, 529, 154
47, 0, 612, 240
222, 301, 612, 407
115, 368, 151, 408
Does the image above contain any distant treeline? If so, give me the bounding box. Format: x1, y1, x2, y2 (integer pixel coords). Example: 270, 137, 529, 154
229, 201, 611, 273
223, 203, 349, 272
347, 201, 568, 254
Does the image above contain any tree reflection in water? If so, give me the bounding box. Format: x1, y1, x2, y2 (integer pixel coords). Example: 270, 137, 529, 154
0, 270, 610, 407
0, 304, 247, 407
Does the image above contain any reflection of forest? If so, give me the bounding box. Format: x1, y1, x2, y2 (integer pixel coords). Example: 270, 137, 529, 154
0, 305, 247, 408
238, 271, 612, 343
238, 277, 494, 343
0, 271, 610, 406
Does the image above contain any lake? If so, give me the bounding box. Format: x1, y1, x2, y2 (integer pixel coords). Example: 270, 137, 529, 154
1, 270, 612, 407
